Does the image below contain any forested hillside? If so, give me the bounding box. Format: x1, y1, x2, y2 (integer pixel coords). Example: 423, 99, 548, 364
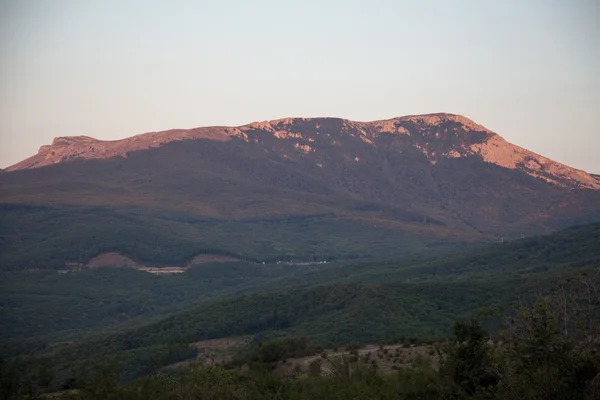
1, 223, 598, 392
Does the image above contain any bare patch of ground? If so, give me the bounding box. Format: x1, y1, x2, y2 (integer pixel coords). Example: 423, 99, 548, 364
85, 252, 140, 268
136, 266, 187, 274
162, 337, 440, 376
277, 343, 440, 375
192, 337, 253, 365
163, 336, 252, 371
69, 252, 241, 275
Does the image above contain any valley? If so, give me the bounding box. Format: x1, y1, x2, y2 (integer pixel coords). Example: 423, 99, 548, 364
1, 223, 599, 389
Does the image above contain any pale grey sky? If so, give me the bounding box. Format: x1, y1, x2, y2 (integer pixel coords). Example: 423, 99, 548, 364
1, 0, 599, 172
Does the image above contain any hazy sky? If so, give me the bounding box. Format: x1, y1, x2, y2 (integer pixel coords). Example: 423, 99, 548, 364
1, 0, 599, 172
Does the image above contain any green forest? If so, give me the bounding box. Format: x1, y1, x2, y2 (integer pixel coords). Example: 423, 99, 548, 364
0, 201, 463, 271
1, 223, 599, 398
3, 277, 599, 399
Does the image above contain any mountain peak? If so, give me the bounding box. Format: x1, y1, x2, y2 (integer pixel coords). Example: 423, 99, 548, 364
394, 113, 492, 132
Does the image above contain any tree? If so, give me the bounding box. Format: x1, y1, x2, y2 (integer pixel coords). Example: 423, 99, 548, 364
440, 318, 499, 396
495, 273, 600, 400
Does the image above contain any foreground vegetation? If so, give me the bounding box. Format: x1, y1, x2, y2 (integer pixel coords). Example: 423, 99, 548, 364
3, 275, 599, 399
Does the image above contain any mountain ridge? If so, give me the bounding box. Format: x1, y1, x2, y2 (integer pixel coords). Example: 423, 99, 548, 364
7, 113, 599, 190
2, 113, 600, 270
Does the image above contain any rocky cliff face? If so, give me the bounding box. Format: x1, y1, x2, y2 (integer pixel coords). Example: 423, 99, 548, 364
8, 113, 599, 190
7, 127, 239, 171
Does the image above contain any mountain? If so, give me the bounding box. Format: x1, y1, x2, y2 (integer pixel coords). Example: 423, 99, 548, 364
1, 113, 599, 268
7, 113, 600, 189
